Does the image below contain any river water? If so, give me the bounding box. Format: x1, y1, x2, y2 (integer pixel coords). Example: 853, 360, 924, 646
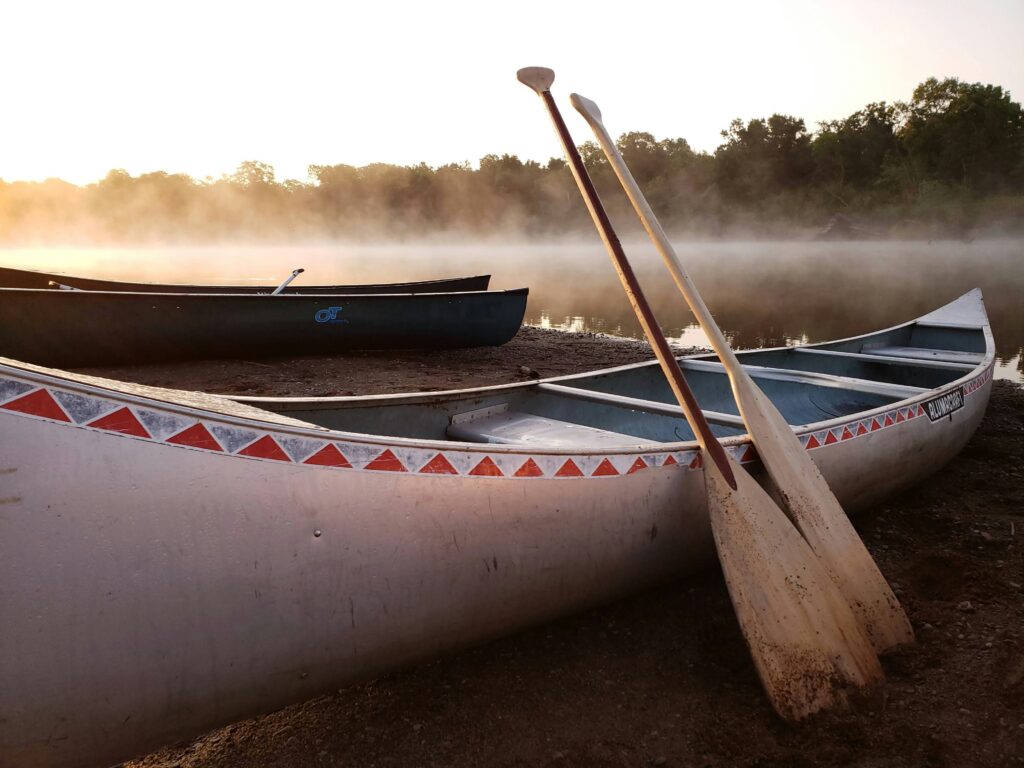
1, 239, 1021, 381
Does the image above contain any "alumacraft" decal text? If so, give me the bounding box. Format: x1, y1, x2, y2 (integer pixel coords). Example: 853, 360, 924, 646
924, 386, 965, 421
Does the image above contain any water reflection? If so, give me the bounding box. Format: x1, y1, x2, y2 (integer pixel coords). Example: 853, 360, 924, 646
515, 240, 1023, 381
0, 240, 1020, 380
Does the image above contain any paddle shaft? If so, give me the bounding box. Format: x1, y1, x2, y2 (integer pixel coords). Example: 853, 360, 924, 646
535, 90, 735, 489
570, 97, 756, 391
272, 268, 305, 296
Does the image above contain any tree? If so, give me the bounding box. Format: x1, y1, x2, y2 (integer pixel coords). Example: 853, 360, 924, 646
230, 160, 276, 187
900, 77, 1024, 192
813, 102, 902, 192
716, 115, 814, 201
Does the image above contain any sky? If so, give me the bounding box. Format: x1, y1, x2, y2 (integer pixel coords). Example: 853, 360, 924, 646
1, 0, 1022, 185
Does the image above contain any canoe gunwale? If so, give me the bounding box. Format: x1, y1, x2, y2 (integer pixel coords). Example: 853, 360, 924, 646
0, 286, 528, 300
0, 266, 494, 294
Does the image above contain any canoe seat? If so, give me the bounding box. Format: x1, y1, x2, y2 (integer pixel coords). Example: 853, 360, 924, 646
861, 345, 985, 366
446, 405, 654, 449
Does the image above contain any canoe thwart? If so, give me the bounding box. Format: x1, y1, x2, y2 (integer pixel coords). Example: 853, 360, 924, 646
914, 320, 984, 332
861, 346, 986, 365
793, 347, 976, 372
537, 382, 746, 428
679, 359, 928, 399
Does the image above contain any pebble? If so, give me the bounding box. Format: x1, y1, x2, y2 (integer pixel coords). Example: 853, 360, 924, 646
652, 758, 667, 767
957, 601, 975, 612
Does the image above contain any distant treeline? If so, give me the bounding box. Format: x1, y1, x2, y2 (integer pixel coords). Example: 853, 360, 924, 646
2, 77, 1022, 243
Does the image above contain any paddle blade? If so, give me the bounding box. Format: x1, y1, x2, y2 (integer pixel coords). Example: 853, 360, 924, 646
517, 67, 555, 93
704, 455, 884, 721
731, 378, 915, 653
570, 93, 602, 123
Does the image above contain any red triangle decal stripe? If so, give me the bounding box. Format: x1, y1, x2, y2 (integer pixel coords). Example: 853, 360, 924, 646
239, 435, 291, 461
688, 453, 702, 469
2, 389, 70, 422
167, 423, 222, 451
592, 458, 619, 476
895, 410, 906, 423
884, 414, 895, 427
514, 458, 544, 477
366, 449, 407, 472
304, 443, 352, 467
805, 434, 821, 449
824, 430, 839, 445
856, 422, 868, 436
469, 456, 503, 477
740, 445, 757, 463
871, 418, 883, 431
841, 426, 854, 441
664, 454, 679, 467
87, 406, 150, 438
555, 459, 584, 477
420, 453, 459, 475
627, 457, 648, 474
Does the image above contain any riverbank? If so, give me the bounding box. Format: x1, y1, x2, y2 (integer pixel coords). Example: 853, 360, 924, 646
103, 328, 1023, 768
77, 326, 678, 397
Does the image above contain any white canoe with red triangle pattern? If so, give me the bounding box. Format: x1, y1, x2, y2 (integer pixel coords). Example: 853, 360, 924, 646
0, 290, 994, 768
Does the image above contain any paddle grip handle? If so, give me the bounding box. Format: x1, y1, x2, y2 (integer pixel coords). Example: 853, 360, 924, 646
537, 90, 736, 489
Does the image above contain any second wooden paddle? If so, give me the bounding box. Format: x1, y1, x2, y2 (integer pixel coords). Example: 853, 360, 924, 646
571, 92, 914, 653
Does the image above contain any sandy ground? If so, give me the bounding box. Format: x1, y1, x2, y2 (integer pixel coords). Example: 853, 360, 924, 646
78, 327, 677, 397
87, 328, 1024, 768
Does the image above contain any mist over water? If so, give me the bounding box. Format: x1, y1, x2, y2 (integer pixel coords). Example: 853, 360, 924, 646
0, 239, 1020, 381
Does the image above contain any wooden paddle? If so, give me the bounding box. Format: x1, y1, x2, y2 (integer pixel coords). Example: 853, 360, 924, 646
570, 92, 914, 654
517, 66, 883, 721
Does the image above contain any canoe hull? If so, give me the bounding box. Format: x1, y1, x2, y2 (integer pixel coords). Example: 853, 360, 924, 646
0, 288, 529, 366
0, 356, 993, 768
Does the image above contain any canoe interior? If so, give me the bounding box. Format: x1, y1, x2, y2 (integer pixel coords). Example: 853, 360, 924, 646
244, 313, 987, 446
0, 265, 492, 294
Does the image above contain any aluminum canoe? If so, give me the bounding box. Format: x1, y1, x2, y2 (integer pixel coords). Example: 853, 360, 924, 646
0, 290, 994, 768
0, 265, 492, 294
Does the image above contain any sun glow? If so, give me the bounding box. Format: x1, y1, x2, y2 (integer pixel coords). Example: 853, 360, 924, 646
1, 0, 1021, 185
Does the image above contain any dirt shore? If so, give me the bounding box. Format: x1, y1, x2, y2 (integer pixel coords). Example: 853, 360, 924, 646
78, 327, 675, 398
102, 328, 1023, 768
